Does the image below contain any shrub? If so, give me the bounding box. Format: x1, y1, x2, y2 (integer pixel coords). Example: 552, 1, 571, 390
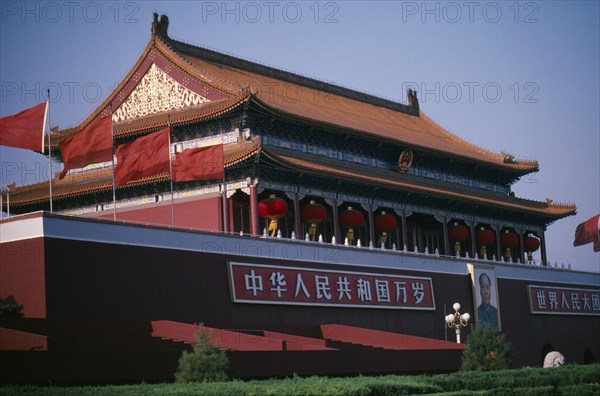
0, 302, 23, 317
461, 324, 512, 371
174, 324, 231, 383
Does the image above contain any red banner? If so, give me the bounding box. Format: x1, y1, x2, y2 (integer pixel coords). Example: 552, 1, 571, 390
528, 285, 600, 315
573, 214, 600, 252
229, 263, 435, 310
0, 102, 47, 152
59, 115, 113, 178
115, 128, 170, 186
173, 144, 224, 182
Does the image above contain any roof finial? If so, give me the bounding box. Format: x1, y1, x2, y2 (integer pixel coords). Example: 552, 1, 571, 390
152, 13, 169, 39
407, 88, 419, 115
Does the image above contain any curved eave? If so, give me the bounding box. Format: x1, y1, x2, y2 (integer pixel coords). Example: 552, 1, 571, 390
260, 147, 575, 221
249, 97, 538, 176
419, 113, 539, 174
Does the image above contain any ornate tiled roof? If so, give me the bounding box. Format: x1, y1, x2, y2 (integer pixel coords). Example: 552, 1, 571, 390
166, 38, 538, 173
46, 22, 538, 173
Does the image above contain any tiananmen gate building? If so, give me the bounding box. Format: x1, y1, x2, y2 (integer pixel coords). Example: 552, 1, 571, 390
1, 14, 598, 383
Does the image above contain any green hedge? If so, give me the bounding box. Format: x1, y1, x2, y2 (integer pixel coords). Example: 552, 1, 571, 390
424, 363, 600, 391
1, 364, 598, 396
429, 383, 600, 396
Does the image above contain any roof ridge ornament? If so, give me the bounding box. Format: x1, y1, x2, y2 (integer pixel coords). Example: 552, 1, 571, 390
152, 13, 170, 39
545, 198, 576, 209
407, 88, 420, 116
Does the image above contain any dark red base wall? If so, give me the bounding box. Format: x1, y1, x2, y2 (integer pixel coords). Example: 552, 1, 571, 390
498, 278, 600, 367
94, 196, 222, 230
0, 238, 46, 318
42, 237, 472, 342
1, 348, 464, 384
36, 237, 600, 367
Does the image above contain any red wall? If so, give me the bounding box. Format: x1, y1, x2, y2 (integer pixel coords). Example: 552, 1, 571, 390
42, 237, 474, 340
4, 227, 597, 368
0, 238, 46, 318
39, 236, 600, 367
498, 278, 600, 366
94, 196, 222, 231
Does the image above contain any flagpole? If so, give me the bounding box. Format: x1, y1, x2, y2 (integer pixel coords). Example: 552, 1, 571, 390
46, 90, 53, 213
110, 106, 117, 221
221, 130, 227, 234
6, 189, 10, 219
168, 117, 175, 227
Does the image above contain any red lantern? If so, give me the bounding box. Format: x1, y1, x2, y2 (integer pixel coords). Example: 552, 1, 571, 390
449, 223, 468, 255
340, 206, 364, 246
301, 201, 327, 224
524, 235, 540, 252
374, 211, 397, 232
339, 207, 364, 229
476, 228, 494, 246
500, 231, 519, 248
301, 200, 327, 241
258, 194, 288, 237
258, 195, 288, 219
476, 227, 494, 259
500, 230, 519, 261
448, 224, 469, 242
524, 234, 540, 263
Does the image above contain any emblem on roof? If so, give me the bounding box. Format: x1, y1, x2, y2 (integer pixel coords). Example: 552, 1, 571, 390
112, 63, 211, 122
398, 149, 414, 173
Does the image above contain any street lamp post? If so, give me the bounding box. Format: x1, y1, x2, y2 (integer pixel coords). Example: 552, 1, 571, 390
445, 302, 470, 343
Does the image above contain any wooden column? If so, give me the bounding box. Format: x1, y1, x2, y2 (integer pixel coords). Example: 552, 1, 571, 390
494, 226, 502, 261
222, 186, 228, 233
228, 197, 235, 233
519, 229, 526, 264
443, 218, 449, 256
332, 200, 340, 243
293, 193, 301, 239
368, 204, 375, 246
250, 184, 259, 236
401, 211, 408, 249
540, 230, 548, 266
434, 215, 448, 256
469, 222, 477, 258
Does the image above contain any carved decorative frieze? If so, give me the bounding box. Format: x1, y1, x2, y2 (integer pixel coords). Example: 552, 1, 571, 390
112, 63, 210, 122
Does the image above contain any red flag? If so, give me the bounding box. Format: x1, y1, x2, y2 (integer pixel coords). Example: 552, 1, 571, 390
573, 214, 600, 249
115, 128, 170, 187
173, 144, 224, 182
0, 102, 47, 151
59, 116, 113, 178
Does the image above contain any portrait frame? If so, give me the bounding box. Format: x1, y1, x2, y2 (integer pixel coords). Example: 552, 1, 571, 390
468, 264, 502, 330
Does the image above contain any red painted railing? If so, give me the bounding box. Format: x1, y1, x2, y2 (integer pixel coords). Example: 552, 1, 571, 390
0, 327, 47, 351
321, 324, 465, 351
151, 320, 282, 351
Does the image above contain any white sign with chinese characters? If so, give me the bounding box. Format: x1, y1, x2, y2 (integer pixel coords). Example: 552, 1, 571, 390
528, 285, 600, 316
228, 262, 436, 310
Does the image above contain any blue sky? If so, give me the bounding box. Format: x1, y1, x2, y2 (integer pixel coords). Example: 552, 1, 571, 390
1, 1, 598, 272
